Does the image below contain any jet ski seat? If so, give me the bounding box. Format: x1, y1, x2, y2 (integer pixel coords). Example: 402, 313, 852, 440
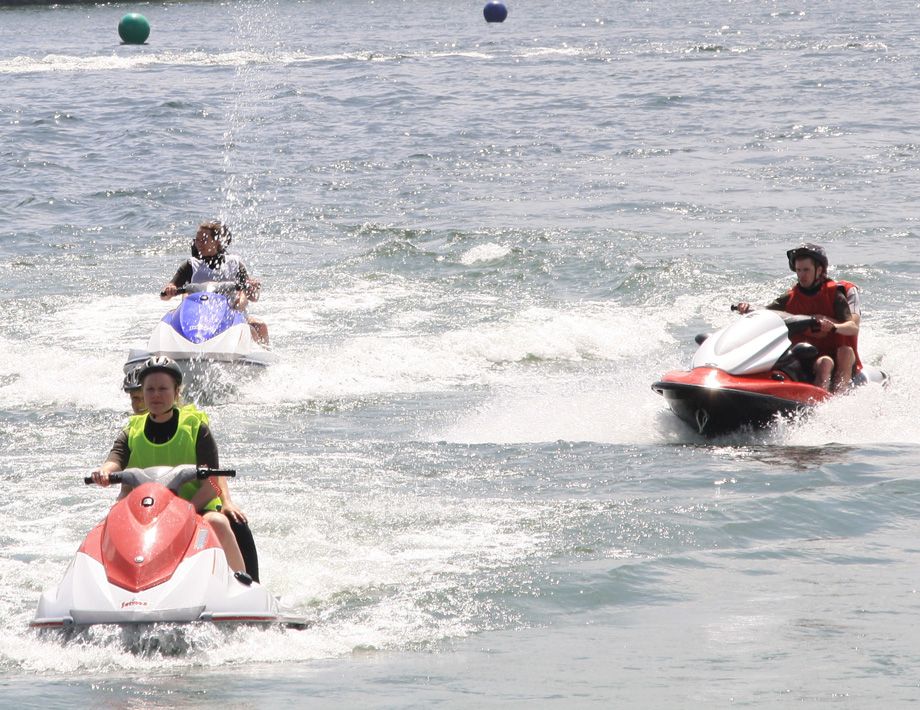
775, 342, 819, 383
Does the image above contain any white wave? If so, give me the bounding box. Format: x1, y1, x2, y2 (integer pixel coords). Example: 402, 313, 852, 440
0, 294, 167, 410
0, 337, 123, 411
0, 45, 505, 76
0, 49, 345, 75
459, 243, 512, 265
244, 303, 673, 402
434, 374, 664, 445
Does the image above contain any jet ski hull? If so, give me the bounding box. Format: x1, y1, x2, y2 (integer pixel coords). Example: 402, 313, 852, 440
31, 548, 281, 628
652, 310, 888, 436
124, 321, 278, 370
652, 367, 831, 435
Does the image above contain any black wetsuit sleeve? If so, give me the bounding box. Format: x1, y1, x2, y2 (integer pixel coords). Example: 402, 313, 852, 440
236, 262, 250, 290
169, 262, 194, 288
196, 423, 220, 469
765, 293, 790, 311
104, 430, 131, 470
833, 291, 853, 322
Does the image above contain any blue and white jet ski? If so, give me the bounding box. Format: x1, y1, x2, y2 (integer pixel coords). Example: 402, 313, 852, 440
125, 281, 277, 374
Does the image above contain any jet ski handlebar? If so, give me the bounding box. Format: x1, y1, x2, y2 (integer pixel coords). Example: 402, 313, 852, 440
731, 306, 835, 334
84, 467, 237, 485
161, 282, 240, 298
787, 313, 836, 335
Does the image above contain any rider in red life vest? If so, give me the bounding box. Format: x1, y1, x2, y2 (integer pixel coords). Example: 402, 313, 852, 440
734, 243, 861, 392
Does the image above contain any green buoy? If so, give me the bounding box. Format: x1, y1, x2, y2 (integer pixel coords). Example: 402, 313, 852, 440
118, 13, 150, 45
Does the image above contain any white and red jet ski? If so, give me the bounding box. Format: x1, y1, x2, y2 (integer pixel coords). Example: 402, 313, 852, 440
652, 309, 888, 435
31, 466, 305, 629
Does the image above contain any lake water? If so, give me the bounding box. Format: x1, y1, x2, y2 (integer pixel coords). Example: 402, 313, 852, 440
3, 0, 920, 706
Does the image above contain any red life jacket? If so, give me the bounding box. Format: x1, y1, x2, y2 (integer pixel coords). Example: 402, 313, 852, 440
786, 280, 862, 371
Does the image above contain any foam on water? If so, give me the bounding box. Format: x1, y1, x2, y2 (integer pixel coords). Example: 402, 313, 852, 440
0, 293, 167, 410
244, 300, 674, 404
0, 437, 589, 673
436, 377, 666, 445
458, 243, 511, 265
0, 337, 121, 411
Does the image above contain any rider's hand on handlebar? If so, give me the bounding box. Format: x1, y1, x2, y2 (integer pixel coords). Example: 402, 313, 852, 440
244, 279, 261, 302
161, 283, 178, 300
91, 469, 113, 487
734, 302, 752, 314
814, 316, 837, 334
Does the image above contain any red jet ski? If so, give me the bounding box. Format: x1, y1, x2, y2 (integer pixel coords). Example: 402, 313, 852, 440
652, 309, 888, 435
31, 466, 308, 629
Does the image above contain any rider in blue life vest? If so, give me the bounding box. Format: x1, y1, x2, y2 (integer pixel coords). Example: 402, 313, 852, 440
120, 362, 261, 581
96, 357, 247, 575
160, 221, 269, 345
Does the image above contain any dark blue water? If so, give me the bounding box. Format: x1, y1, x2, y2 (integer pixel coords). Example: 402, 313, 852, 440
2, 0, 920, 706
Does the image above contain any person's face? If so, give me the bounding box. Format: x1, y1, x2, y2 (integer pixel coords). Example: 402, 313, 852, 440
129, 389, 147, 415
195, 227, 220, 257
794, 257, 822, 289
142, 372, 179, 417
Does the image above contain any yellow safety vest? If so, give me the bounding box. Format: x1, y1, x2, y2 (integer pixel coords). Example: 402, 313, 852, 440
125, 406, 221, 511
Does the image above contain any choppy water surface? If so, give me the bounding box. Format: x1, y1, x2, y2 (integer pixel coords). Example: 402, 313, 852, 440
3, 0, 920, 706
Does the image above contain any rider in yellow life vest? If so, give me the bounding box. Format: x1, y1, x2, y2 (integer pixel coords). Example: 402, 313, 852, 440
120, 363, 260, 581
95, 356, 247, 577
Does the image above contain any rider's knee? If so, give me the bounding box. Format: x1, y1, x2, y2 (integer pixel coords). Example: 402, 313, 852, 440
837, 345, 855, 364
203, 511, 230, 533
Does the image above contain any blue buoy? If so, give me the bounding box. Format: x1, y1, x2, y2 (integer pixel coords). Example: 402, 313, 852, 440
483, 1, 508, 23
118, 13, 151, 45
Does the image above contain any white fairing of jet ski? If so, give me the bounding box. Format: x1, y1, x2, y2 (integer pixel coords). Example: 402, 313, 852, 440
124, 282, 277, 372
32, 546, 278, 627
690, 310, 793, 376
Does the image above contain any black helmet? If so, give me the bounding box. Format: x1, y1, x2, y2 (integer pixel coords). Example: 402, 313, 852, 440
137, 355, 183, 387
122, 366, 143, 392
786, 242, 828, 272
